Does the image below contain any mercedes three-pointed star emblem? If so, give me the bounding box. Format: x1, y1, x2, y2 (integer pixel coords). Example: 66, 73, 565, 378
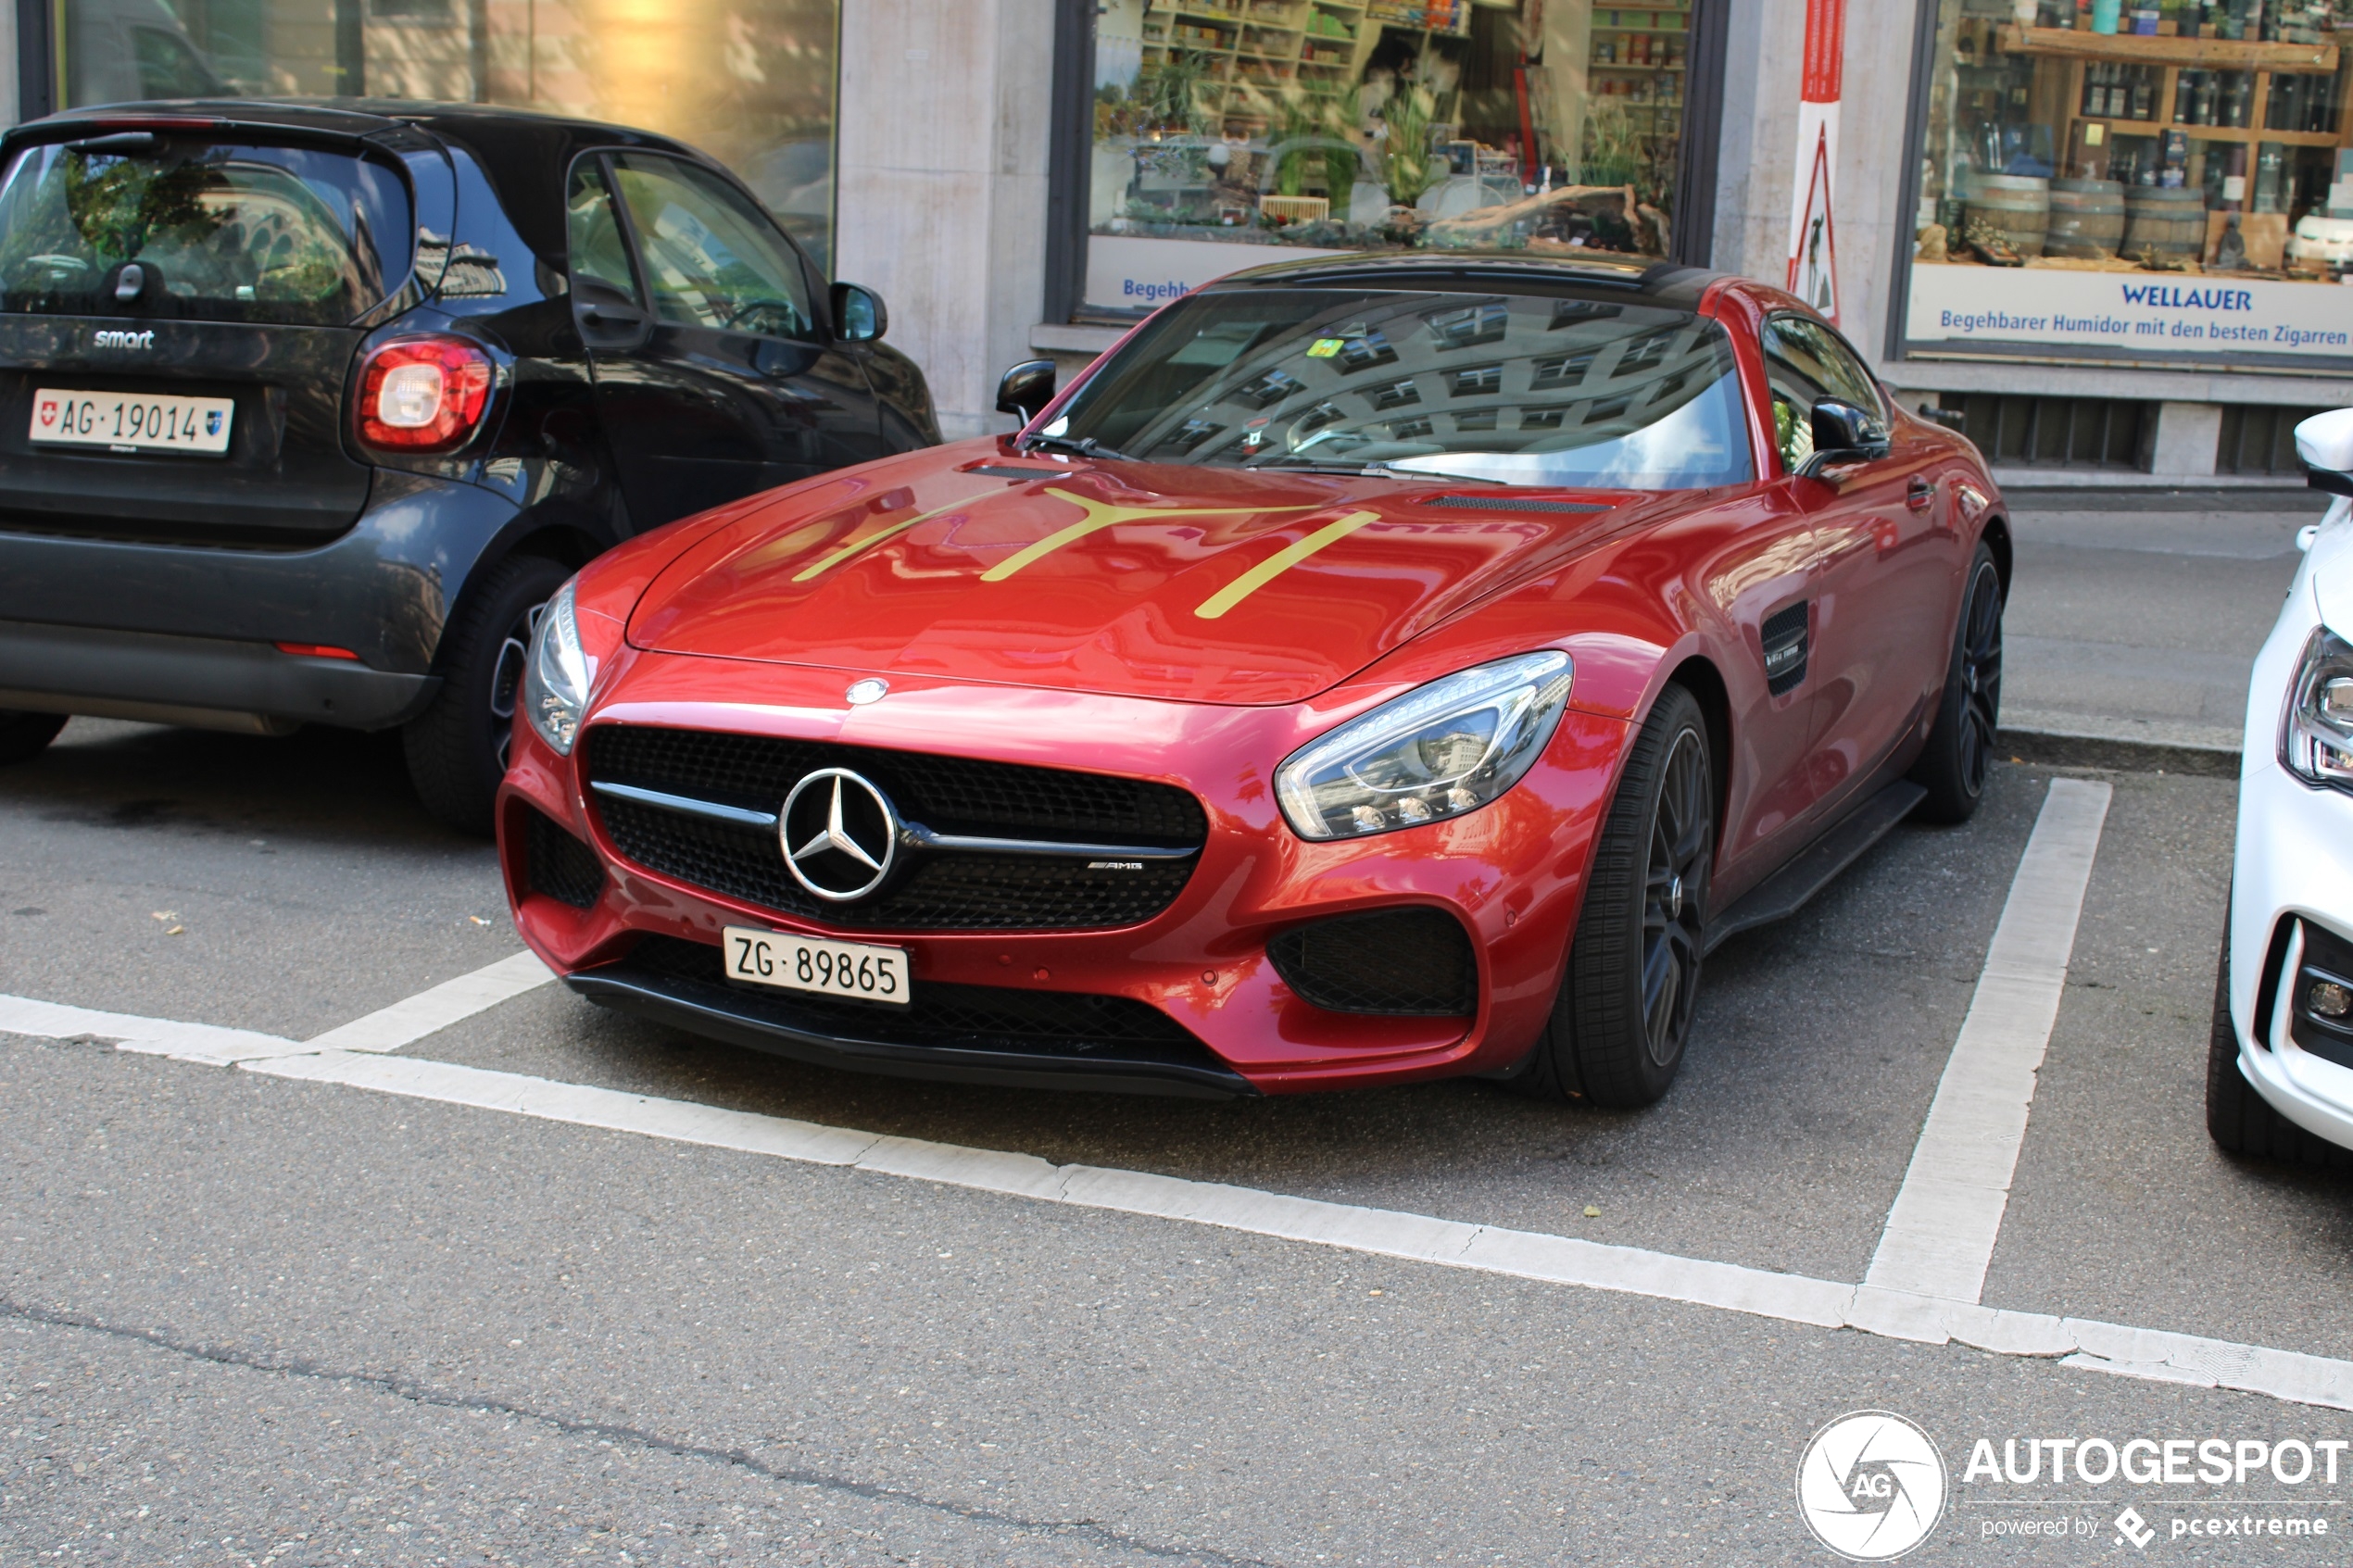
778, 768, 899, 901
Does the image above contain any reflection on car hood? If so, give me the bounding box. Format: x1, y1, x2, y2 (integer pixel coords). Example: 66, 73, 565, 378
626, 445, 1642, 705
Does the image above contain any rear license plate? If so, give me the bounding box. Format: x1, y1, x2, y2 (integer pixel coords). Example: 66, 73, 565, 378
30, 389, 234, 455
723, 925, 910, 1007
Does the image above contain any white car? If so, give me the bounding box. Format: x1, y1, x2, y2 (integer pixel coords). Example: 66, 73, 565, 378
2211, 408, 2353, 1165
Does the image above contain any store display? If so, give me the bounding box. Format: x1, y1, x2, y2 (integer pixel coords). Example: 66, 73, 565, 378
1086, 0, 1695, 311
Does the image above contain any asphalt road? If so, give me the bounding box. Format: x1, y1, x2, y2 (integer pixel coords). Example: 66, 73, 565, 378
5, 717, 2352, 1565
2002, 490, 2324, 753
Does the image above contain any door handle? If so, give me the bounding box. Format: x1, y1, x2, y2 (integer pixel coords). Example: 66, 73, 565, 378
1906, 476, 1936, 511
579, 302, 645, 331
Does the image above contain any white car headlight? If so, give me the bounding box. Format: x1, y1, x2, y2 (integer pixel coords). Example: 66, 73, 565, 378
2282, 627, 2353, 792
1275, 651, 1574, 841
522, 581, 592, 756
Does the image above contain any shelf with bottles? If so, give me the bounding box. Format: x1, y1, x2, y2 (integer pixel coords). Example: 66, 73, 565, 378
1994, 23, 2338, 71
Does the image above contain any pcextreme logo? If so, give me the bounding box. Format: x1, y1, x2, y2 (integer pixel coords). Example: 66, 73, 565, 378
1796, 1411, 1949, 1561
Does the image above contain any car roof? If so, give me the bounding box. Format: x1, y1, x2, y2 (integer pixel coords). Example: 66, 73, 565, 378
1, 98, 741, 274
1205, 248, 1725, 309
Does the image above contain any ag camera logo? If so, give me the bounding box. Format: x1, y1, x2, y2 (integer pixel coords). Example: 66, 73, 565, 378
1797, 1411, 1948, 1560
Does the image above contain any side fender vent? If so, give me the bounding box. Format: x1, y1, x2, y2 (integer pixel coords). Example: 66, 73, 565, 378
1761, 601, 1810, 696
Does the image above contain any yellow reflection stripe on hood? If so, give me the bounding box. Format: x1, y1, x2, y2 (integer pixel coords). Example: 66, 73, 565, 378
978, 488, 1313, 583
791, 497, 975, 583
1193, 511, 1380, 621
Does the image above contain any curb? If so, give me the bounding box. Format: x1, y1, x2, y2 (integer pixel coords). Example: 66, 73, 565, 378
1998, 727, 2240, 779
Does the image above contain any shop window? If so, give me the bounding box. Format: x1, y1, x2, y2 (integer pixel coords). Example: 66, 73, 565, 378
1932, 393, 2149, 470
1904, 2, 2353, 376
52, 0, 843, 269
1083, 0, 1699, 315
2217, 402, 2329, 471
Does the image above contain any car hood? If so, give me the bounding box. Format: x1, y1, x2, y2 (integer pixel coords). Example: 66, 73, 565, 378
626, 450, 1644, 706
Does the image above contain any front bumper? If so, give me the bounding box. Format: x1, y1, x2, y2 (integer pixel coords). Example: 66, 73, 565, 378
2228, 571, 2353, 1148
498, 652, 1629, 1096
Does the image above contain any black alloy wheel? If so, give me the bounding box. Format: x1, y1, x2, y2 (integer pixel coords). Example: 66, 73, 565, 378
1911, 541, 2005, 824
1640, 723, 1712, 1070
1506, 683, 1715, 1109
404, 552, 573, 835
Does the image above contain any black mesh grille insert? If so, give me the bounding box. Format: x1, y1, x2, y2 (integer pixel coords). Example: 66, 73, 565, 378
584, 725, 1205, 933
1266, 908, 1478, 1017
624, 934, 1214, 1060
526, 808, 606, 909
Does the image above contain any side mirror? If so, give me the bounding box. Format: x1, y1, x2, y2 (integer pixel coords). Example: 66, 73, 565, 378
2297, 408, 2353, 498
996, 358, 1056, 421
831, 282, 887, 344
1799, 398, 1891, 479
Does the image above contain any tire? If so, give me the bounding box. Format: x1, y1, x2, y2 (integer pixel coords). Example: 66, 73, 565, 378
0, 710, 67, 764
1509, 684, 1714, 1109
1909, 541, 2005, 825
403, 552, 573, 835
2206, 928, 2353, 1169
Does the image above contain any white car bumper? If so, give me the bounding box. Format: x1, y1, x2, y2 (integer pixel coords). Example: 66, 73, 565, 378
2231, 520, 2353, 1148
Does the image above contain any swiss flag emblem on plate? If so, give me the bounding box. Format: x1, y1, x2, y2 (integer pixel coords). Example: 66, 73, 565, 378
35, 399, 56, 428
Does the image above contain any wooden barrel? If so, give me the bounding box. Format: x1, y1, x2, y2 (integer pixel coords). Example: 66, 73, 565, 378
2047, 178, 2127, 257
2123, 186, 2207, 260
1964, 174, 2051, 257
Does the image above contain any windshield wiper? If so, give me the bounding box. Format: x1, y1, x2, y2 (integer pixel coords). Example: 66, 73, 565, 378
1246, 456, 1505, 483
1018, 433, 1135, 463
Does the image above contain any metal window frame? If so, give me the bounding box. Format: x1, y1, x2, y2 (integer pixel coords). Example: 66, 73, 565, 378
1043, 0, 1734, 324
18, 0, 56, 121
1883, 0, 1943, 365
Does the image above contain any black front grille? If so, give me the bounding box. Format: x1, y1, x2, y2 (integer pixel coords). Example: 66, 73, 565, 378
1267, 908, 1478, 1017
625, 935, 1215, 1060
585, 725, 1205, 933
525, 808, 606, 909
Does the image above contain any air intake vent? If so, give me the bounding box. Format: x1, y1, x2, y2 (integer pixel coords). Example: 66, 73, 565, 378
1267, 908, 1478, 1017
1760, 601, 1810, 696
1424, 495, 1609, 513
526, 808, 605, 909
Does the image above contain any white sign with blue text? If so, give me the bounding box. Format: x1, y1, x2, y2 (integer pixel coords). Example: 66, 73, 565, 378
1906, 263, 2353, 364
1085, 235, 1354, 315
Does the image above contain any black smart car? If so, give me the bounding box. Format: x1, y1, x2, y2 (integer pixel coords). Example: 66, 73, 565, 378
0, 100, 939, 829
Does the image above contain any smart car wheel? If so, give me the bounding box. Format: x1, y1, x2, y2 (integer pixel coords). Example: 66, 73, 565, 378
0, 710, 67, 765
1513, 684, 1713, 1109
1911, 543, 2004, 824
2205, 927, 2353, 1169
403, 553, 573, 835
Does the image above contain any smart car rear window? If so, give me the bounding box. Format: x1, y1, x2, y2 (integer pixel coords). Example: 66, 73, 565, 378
1047, 287, 1753, 491
0, 137, 413, 326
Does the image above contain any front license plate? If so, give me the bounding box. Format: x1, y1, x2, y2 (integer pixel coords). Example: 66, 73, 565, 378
30, 388, 234, 455
723, 925, 910, 1007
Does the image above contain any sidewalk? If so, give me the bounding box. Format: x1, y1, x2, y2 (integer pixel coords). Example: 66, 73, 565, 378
1999, 486, 2326, 764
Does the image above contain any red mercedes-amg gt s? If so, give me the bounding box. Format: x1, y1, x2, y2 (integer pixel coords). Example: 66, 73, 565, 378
497, 252, 2007, 1106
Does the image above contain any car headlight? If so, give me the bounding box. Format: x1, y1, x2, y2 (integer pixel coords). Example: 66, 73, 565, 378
2282, 627, 2353, 793
522, 581, 592, 756
1275, 651, 1574, 840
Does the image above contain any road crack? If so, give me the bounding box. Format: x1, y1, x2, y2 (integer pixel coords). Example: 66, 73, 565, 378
0, 1294, 1277, 1567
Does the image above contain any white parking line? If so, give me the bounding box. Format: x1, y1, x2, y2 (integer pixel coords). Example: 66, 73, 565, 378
296, 949, 555, 1056
1866, 778, 2113, 1303
10, 790, 2342, 1410
0, 951, 555, 1065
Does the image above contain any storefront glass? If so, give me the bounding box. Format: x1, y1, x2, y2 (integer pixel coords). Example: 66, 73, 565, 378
1085, 0, 1696, 315
1906, 0, 2353, 371
51, 0, 841, 267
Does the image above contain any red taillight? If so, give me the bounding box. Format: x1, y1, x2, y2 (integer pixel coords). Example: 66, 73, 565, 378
275, 642, 360, 660
354, 336, 495, 454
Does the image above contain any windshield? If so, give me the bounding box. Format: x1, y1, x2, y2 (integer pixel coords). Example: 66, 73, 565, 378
0, 139, 413, 326
1041, 287, 1754, 491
